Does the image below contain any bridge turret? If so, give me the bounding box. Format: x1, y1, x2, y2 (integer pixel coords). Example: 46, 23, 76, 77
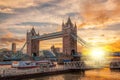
62, 17, 77, 55
66, 17, 73, 26
62, 21, 64, 31
74, 23, 77, 34
27, 27, 39, 56
31, 27, 36, 36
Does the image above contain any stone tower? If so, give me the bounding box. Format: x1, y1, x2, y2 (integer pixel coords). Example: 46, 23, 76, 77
62, 17, 77, 55
27, 27, 39, 56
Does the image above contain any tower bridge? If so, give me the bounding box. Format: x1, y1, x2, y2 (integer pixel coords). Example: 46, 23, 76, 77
26, 17, 86, 56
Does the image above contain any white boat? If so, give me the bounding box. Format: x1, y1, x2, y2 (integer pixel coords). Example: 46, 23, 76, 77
12, 61, 37, 68
11, 60, 56, 69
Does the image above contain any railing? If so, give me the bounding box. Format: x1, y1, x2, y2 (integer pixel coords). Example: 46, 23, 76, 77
0, 61, 120, 77
110, 61, 120, 69
0, 66, 67, 77
64, 61, 85, 69
0, 61, 85, 77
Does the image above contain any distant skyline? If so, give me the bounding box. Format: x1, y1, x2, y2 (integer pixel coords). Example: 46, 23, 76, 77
0, 0, 120, 52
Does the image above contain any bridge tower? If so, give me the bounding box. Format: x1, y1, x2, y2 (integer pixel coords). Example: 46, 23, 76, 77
27, 27, 39, 56
62, 17, 77, 55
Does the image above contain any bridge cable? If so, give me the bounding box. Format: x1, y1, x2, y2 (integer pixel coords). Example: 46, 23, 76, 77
20, 42, 27, 52
71, 34, 90, 47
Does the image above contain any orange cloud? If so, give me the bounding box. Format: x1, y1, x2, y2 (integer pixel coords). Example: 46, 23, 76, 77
80, 0, 120, 28
0, 0, 50, 13
0, 32, 25, 49
0, 0, 50, 8
104, 39, 120, 52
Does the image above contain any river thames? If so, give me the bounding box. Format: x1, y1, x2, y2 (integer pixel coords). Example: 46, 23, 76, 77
23, 68, 120, 80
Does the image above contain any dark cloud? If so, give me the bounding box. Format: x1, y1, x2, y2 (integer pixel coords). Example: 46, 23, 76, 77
0, 13, 15, 23
105, 23, 120, 30
16, 22, 59, 26
6, 22, 60, 35
65, 12, 80, 17
14, 0, 61, 13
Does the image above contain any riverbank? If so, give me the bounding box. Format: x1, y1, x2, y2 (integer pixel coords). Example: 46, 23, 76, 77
0, 61, 85, 80
0, 69, 84, 80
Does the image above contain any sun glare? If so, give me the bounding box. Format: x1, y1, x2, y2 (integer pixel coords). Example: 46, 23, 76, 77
90, 48, 105, 61
85, 47, 108, 67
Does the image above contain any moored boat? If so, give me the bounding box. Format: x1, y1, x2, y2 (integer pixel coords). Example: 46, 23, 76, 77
11, 60, 56, 69
11, 61, 37, 68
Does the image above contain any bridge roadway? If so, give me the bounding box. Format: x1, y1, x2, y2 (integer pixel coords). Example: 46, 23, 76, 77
32, 31, 63, 41
31, 31, 88, 47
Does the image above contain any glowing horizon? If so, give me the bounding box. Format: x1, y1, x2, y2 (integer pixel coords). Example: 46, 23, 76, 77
0, 0, 120, 52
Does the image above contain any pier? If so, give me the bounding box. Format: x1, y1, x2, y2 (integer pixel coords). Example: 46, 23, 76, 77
0, 61, 87, 80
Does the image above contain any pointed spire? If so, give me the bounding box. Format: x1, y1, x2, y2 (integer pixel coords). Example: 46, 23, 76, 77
31, 27, 33, 31
51, 45, 55, 49
31, 26, 36, 35
31, 26, 35, 31
67, 17, 72, 24
62, 20, 64, 26
75, 22, 77, 28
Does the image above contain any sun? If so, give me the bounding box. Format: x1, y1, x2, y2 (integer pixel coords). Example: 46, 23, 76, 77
89, 47, 106, 61
86, 47, 109, 67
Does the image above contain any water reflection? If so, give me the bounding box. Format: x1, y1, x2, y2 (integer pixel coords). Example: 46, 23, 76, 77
63, 72, 85, 80
24, 68, 120, 80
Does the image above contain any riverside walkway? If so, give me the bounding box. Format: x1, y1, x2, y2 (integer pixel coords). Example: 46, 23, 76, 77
0, 61, 87, 80
0, 61, 120, 80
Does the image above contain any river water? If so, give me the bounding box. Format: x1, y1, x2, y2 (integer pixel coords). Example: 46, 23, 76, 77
24, 68, 120, 80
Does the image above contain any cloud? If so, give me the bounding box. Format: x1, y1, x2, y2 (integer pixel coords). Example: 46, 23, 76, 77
78, 29, 120, 44
106, 39, 120, 52
40, 38, 62, 50
16, 22, 59, 27
0, 0, 50, 8
0, 32, 25, 49
0, 0, 119, 51
0, 7, 14, 13
80, 0, 120, 28
0, 0, 51, 13
0, 13, 15, 23
105, 23, 120, 30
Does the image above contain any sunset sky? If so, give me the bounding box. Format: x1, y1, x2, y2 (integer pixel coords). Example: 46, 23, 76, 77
0, 0, 120, 52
